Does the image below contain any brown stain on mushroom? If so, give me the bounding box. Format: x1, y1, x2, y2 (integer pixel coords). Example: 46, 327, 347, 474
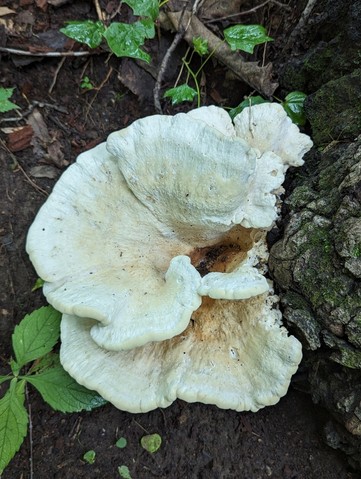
189, 225, 257, 276
178, 225, 264, 343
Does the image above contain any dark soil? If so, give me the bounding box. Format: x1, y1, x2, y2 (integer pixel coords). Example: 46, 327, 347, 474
0, 1, 358, 478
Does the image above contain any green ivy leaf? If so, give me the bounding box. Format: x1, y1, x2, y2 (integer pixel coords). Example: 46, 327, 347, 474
26, 358, 107, 413
138, 18, 156, 39
192, 36, 209, 56
103, 22, 151, 62
123, 0, 159, 20
60, 20, 106, 48
0, 379, 28, 475
282, 91, 307, 126
163, 84, 197, 105
140, 433, 162, 453
0, 87, 19, 113
12, 306, 61, 370
224, 24, 273, 54
118, 465, 132, 479
229, 96, 268, 119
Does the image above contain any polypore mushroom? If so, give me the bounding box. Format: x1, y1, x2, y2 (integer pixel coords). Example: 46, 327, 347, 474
26, 104, 312, 412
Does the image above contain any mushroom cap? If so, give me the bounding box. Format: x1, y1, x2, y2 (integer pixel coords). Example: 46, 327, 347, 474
233, 103, 313, 167
60, 290, 302, 413
107, 105, 310, 236
26, 105, 312, 352
26, 143, 202, 350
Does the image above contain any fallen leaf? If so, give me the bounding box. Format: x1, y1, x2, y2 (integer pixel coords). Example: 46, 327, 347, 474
0, 7, 16, 17
117, 58, 155, 103
6, 125, 34, 152
29, 165, 59, 179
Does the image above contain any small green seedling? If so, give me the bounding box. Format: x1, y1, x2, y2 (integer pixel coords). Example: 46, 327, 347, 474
0, 87, 19, 113
83, 450, 96, 464
116, 437, 127, 449
31, 277, 45, 292
140, 433, 162, 453
0, 306, 107, 475
118, 465, 132, 479
80, 76, 94, 90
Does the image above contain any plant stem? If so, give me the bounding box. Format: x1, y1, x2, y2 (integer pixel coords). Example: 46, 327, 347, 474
182, 59, 200, 108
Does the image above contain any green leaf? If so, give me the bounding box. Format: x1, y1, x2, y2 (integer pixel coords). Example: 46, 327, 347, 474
229, 96, 268, 119
60, 20, 106, 48
118, 465, 132, 479
0, 87, 19, 113
26, 359, 107, 413
103, 22, 151, 62
138, 18, 156, 39
31, 277, 45, 292
80, 76, 94, 90
123, 0, 159, 20
83, 450, 96, 464
140, 433, 162, 453
12, 306, 61, 370
0, 376, 12, 386
282, 91, 307, 126
163, 84, 197, 105
192, 36, 209, 56
115, 437, 127, 449
224, 24, 273, 54
0, 379, 28, 475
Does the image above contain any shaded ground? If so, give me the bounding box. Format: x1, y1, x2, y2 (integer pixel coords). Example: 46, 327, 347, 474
0, 1, 359, 478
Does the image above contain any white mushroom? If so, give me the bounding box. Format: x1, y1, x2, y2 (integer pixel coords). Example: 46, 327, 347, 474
26, 104, 312, 412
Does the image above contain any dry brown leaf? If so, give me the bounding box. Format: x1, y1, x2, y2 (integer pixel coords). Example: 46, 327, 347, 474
6, 125, 34, 152
0, 7, 16, 17
29, 165, 59, 179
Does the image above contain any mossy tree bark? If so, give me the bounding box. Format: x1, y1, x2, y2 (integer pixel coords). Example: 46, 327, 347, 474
271, 0, 361, 469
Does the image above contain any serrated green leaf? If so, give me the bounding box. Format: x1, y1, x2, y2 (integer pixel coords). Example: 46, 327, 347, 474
282, 91, 307, 126
0, 379, 28, 475
103, 22, 151, 62
30, 351, 59, 374
12, 306, 61, 370
118, 465, 132, 479
26, 360, 107, 412
224, 24, 273, 54
60, 20, 106, 48
192, 36, 208, 56
83, 450, 96, 464
116, 437, 127, 448
140, 433, 162, 453
123, 0, 159, 20
163, 84, 197, 105
229, 96, 268, 119
31, 277, 45, 292
0, 87, 19, 113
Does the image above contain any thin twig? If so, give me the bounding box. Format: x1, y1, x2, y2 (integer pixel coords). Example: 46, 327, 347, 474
0, 139, 49, 196
48, 57, 66, 94
85, 67, 114, 117
153, 0, 205, 113
204, 0, 291, 24
25, 386, 34, 479
282, 0, 318, 51
0, 46, 93, 57
93, 0, 105, 21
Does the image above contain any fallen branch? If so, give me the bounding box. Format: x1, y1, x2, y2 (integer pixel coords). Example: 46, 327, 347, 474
0, 47, 92, 57
163, 10, 278, 97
